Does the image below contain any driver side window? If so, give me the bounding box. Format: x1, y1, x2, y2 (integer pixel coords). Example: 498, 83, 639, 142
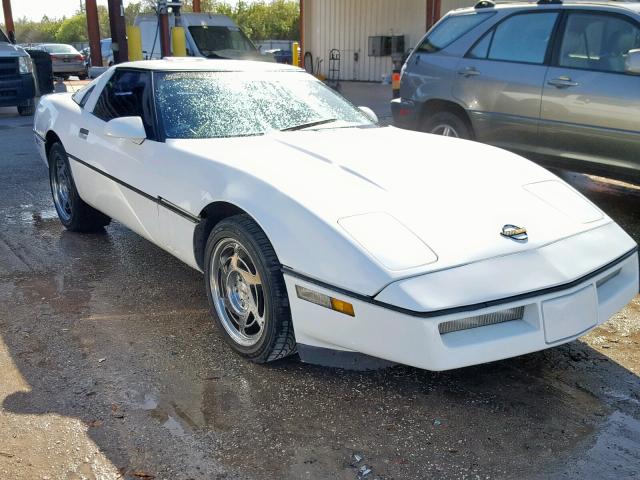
558, 13, 640, 74
93, 69, 156, 138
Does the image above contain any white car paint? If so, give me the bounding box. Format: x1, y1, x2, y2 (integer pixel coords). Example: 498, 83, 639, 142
33, 59, 639, 371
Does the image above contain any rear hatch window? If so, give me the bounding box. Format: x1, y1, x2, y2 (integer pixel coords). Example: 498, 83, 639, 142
417, 12, 494, 53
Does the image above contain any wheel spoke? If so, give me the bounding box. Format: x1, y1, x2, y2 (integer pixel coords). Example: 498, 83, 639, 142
236, 311, 248, 334
238, 267, 260, 286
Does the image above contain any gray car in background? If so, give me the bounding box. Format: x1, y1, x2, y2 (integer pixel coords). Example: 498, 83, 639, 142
392, 0, 640, 181
38, 43, 87, 79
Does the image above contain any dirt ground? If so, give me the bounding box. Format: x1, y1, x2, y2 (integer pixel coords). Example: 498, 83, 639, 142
0, 104, 638, 480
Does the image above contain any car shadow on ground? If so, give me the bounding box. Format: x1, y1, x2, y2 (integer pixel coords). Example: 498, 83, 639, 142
1, 218, 639, 479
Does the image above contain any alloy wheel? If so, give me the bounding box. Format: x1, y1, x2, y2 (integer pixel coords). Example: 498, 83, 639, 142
51, 151, 73, 222
430, 124, 460, 138
210, 238, 266, 347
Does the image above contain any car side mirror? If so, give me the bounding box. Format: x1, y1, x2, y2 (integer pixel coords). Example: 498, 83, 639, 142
105, 116, 146, 144
358, 106, 379, 124
625, 49, 640, 75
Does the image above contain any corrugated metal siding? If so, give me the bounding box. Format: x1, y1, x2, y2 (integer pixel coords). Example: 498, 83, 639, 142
303, 0, 427, 82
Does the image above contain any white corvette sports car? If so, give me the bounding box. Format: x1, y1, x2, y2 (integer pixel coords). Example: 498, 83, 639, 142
34, 59, 638, 371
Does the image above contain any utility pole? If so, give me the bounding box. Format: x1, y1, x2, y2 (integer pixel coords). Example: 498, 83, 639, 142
85, 0, 102, 66
107, 0, 128, 63
1, 0, 15, 43
193, 0, 201, 12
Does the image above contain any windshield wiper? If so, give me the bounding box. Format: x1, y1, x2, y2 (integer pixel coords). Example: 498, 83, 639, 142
280, 118, 338, 132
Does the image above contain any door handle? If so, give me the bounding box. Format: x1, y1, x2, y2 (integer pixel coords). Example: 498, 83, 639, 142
547, 76, 579, 88
457, 67, 480, 77
79, 128, 89, 139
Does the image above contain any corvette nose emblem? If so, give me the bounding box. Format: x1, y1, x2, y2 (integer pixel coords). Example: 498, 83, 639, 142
501, 224, 528, 241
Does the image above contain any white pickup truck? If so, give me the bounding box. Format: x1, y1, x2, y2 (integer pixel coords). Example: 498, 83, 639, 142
0, 28, 37, 116
134, 13, 272, 61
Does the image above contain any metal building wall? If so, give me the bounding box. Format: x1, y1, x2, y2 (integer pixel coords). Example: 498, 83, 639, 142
440, 0, 476, 15
302, 0, 428, 82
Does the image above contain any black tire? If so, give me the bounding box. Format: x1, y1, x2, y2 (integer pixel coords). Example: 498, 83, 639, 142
422, 111, 472, 140
204, 214, 296, 363
48, 142, 111, 232
78, 74, 88, 80
17, 98, 35, 116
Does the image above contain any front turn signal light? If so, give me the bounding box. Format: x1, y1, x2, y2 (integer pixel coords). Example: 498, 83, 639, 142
296, 285, 355, 317
330, 298, 355, 317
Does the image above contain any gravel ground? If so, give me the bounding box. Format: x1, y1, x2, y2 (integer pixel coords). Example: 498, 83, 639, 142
0, 104, 638, 480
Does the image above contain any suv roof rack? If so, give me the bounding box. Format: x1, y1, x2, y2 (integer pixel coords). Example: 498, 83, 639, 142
537, 0, 563, 4
474, 0, 496, 8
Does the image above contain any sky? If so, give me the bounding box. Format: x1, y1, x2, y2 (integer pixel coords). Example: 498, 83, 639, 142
7, 0, 246, 21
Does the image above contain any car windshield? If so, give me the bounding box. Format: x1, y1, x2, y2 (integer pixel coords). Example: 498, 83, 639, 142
154, 71, 375, 139
188, 26, 256, 57
42, 44, 79, 54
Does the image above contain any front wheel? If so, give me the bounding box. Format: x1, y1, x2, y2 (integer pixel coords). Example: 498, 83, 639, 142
422, 111, 472, 140
48, 142, 111, 232
17, 98, 35, 116
204, 215, 296, 363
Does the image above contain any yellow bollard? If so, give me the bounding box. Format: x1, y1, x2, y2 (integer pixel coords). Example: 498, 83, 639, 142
172, 26, 187, 57
127, 25, 143, 61
292, 41, 299, 67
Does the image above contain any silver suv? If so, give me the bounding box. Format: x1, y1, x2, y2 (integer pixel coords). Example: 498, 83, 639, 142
392, 0, 640, 181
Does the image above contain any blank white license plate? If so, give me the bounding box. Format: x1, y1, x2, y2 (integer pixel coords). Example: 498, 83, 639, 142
542, 285, 597, 343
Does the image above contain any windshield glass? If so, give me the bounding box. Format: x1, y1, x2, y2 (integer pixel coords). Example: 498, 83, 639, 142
41, 44, 79, 54
188, 26, 256, 57
154, 71, 374, 139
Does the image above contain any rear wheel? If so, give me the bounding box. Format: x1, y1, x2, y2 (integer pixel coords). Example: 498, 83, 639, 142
48, 142, 110, 232
422, 111, 472, 140
204, 215, 296, 363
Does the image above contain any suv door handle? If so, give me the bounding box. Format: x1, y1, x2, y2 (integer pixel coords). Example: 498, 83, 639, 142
547, 76, 579, 88
457, 67, 480, 77
79, 128, 89, 139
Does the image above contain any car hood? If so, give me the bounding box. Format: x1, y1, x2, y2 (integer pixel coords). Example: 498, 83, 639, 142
170, 126, 611, 277
0, 42, 28, 57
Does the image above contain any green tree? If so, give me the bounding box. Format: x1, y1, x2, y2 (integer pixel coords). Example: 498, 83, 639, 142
98, 5, 111, 39
56, 14, 88, 43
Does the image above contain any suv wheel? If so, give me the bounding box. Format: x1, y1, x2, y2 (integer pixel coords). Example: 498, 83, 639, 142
422, 111, 471, 140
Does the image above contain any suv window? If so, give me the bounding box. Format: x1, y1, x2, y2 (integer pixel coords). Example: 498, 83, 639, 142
417, 12, 494, 53
558, 12, 640, 74
93, 69, 155, 137
469, 12, 558, 64
0, 28, 8, 43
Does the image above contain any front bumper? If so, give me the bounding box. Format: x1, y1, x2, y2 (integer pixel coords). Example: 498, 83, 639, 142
286, 252, 637, 371
0, 73, 35, 107
390, 97, 420, 130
